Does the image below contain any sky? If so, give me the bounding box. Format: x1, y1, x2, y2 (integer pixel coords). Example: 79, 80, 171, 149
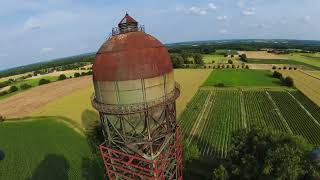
0, 0, 320, 70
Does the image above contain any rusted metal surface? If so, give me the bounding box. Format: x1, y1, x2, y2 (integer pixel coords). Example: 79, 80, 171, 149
93, 31, 172, 81
92, 82, 180, 114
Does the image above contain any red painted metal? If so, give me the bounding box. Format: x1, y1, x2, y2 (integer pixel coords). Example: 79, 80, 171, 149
118, 13, 137, 26
100, 128, 183, 180
93, 31, 172, 81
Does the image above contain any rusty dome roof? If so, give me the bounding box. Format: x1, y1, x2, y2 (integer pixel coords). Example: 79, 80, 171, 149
93, 31, 173, 81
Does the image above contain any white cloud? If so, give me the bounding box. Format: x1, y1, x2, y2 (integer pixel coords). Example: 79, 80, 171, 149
188, 6, 207, 16
209, 3, 217, 10
219, 29, 228, 34
23, 11, 79, 32
302, 15, 311, 23
242, 7, 256, 16
217, 15, 227, 21
176, 3, 217, 16
40, 48, 54, 54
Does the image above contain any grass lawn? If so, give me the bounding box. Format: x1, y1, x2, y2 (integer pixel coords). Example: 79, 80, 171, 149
282, 53, 320, 68
0, 117, 104, 180
203, 69, 282, 87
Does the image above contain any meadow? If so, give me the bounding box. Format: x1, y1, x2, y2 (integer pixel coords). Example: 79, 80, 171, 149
203, 69, 281, 87
179, 88, 320, 158
0, 117, 104, 180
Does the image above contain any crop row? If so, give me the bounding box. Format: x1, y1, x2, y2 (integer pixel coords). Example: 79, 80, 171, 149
179, 89, 320, 159
243, 91, 289, 132
178, 90, 210, 138
269, 91, 320, 145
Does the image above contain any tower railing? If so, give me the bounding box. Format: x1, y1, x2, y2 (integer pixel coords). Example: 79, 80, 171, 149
107, 25, 145, 39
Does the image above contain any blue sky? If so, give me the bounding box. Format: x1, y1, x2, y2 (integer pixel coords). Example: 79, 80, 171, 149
1, 0, 320, 70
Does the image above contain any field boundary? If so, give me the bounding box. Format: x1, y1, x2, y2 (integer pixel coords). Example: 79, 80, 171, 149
187, 91, 212, 146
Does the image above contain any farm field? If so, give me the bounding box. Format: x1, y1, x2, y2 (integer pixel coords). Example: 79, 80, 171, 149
0, 117, 104, 180
0, 76, 92, 120
282, 53, 320, 68
242, 51, 320, 68
23, 69, 212, 127
203, 54, 227, 64
203, 69, 281, 87
179, 88, 320, 158
240, 51, 288, 59
281, 70, 320, 106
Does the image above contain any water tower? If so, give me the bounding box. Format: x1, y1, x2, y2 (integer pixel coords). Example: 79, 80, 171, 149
91, 13, 183, 180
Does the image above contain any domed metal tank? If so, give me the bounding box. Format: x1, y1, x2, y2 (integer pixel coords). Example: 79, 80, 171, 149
91, 13, 182, 180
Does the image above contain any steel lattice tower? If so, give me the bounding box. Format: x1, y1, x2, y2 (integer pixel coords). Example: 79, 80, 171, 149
91, 13, 183, 180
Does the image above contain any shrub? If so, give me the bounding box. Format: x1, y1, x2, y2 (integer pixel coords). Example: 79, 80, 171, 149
74, 72, 81, 78
58, 74, 67, 81
211, 60, 215, 63
272, 66, 276, 70
0, 115, 4, 122
20, 83, 32, 90
272, 71, 283, 79
38, 79, 51, 85
9, 86, 18, 93
214, 83, 225, 87
185, 64, 190, 68
228, 60, 233, 64
0, 91, 8, 96
81, 72, 86, 76
283, 76, 294, 87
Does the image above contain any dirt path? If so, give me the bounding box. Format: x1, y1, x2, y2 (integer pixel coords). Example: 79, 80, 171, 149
0, 76, 92, 118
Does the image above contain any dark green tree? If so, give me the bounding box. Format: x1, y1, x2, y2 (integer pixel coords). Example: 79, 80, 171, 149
20, 83, 32, 90
193, 53, 204, 65
74, 72, 81, 78
38, 79, 51, 85
239, 54, 248, 62
212, 165, 229, 180
9, 86, 18, 93
223, 126, 320, 179
170, 54, 184, 68
58, 74, 67, 80
283, 76, 294, 87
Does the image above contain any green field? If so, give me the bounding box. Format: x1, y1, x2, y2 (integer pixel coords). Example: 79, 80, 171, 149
283, 53, 320, 68
0, 117, 104, 180
13, 76, 58, 88
202, 54, 226, 63
203, 69, 281, 87
0, 76, 58, 101
247, 58, 320, 70
179, 89, 320, 159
